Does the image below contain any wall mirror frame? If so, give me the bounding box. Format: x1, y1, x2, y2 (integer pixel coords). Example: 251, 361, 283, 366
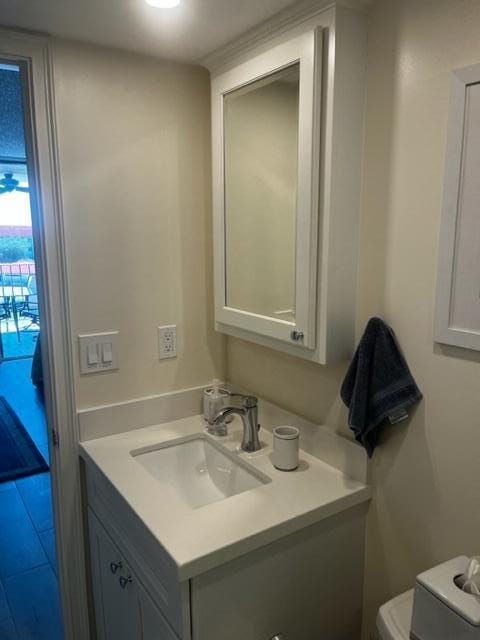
435, 62, 480, 351
211, 29, 323, 350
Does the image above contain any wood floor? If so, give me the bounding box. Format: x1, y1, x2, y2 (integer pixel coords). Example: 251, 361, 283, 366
0, 358, 63, 639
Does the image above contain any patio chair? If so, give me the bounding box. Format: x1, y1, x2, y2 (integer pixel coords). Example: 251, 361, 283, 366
21, 274, 40, 328
0, 299, 10, 322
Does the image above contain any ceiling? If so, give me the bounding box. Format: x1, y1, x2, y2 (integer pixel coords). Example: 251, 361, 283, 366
0, 0, 305, 63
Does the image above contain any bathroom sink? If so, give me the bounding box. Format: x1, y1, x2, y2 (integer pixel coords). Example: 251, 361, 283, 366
130, 434, 271, 509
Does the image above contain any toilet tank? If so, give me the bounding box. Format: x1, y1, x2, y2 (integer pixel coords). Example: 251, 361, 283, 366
411, 556, 480, 640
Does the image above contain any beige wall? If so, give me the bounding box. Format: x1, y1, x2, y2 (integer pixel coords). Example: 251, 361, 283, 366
51, 4, 480, 633
53, 40, 225, 409
227, 0, 480, 636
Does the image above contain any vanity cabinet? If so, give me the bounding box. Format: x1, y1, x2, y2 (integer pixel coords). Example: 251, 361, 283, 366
84, 460, 367, 640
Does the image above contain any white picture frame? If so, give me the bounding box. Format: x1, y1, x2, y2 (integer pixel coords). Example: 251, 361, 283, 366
435, 62, 480, 351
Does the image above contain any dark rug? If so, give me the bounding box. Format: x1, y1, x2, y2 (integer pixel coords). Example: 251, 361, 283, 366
0, 396, 48, 482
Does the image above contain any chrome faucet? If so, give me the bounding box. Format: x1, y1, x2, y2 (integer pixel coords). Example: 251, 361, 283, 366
212, 394, 261, 452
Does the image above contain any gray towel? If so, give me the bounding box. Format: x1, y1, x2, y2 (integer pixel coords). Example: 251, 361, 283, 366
340, 317, 422, 457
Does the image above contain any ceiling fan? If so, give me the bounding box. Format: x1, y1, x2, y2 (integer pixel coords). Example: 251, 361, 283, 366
0, 172, 29, 195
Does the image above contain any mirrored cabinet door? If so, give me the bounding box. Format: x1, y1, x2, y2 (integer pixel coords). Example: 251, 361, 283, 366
212, 29, 322, 349
224, 63, 299, 327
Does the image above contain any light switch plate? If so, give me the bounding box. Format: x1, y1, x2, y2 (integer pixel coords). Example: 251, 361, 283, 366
158, 325, 177, 359
79, 332, 119, 374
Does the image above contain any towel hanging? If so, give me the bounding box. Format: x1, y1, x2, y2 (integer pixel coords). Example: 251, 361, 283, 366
340, 317, 422, 457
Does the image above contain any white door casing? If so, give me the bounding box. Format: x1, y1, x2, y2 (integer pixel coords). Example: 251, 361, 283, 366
0, 28, 90, 639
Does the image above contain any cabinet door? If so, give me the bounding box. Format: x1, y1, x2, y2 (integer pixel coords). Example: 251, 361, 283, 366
212, 29, 322, 350
88, 508, 180, 640
137, 581, 179, 640
88, 509, 142, 640
190, 506, 366, 640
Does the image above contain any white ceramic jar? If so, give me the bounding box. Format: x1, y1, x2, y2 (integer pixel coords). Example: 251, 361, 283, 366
272, 426, 299, 471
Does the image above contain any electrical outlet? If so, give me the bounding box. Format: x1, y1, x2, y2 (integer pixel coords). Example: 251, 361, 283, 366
158, 325, 177, 359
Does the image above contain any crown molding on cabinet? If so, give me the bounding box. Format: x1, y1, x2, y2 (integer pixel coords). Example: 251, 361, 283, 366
200, 0, 371, 73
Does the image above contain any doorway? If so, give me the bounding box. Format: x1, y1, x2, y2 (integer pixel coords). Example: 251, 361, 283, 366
0, 60, 63, 639
0, 154, 39, 361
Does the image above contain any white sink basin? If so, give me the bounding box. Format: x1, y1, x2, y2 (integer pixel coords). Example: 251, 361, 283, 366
131, 434, 271, 509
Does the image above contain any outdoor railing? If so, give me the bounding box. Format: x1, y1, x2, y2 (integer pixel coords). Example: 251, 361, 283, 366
0, 261, 36, 291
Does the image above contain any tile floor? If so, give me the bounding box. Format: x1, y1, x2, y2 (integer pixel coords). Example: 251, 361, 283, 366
0, 358, 63, 639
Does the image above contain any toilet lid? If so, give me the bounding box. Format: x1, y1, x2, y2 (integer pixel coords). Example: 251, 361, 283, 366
377, 590, 414, 640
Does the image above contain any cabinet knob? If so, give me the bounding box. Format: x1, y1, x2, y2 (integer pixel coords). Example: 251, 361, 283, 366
119, 575, 133, 589
269, 635, 284, 640
290, 330, 304, 342
110, 561, 123, 574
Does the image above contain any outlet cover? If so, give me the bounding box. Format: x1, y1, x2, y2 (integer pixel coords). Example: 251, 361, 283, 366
158, 325, 177, 359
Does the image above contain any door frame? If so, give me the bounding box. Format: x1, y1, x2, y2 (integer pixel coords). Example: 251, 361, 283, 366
0, 29, 91, 639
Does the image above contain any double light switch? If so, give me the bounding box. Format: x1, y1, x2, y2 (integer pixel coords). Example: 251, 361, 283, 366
79, 332, 119, 374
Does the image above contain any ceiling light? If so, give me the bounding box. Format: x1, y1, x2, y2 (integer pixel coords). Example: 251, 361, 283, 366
145, 0, 180, 7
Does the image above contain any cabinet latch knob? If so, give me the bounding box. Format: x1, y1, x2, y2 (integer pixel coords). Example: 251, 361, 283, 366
290, 330, 304, 342
119, 575, 133, 589
110, 561, 123, 574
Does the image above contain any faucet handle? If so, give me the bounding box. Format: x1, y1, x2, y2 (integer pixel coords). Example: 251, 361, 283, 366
242, 395, 257, 409
226, 392, 257, 408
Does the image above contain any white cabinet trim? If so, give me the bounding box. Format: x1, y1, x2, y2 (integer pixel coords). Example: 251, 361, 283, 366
0, 28, 90, 639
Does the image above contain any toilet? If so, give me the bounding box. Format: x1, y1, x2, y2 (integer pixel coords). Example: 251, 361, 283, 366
377, 589, 414, 639
377, 556, 480, 639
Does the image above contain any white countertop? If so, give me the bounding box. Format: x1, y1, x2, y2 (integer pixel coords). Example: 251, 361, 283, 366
80, 415, 371, 580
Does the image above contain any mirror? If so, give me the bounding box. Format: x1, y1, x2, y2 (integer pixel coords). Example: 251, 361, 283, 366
212, 29, 321, 349
223, 64, 300, 323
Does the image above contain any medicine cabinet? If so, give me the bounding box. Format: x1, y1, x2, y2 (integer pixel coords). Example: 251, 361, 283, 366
209, 3, 367, 364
